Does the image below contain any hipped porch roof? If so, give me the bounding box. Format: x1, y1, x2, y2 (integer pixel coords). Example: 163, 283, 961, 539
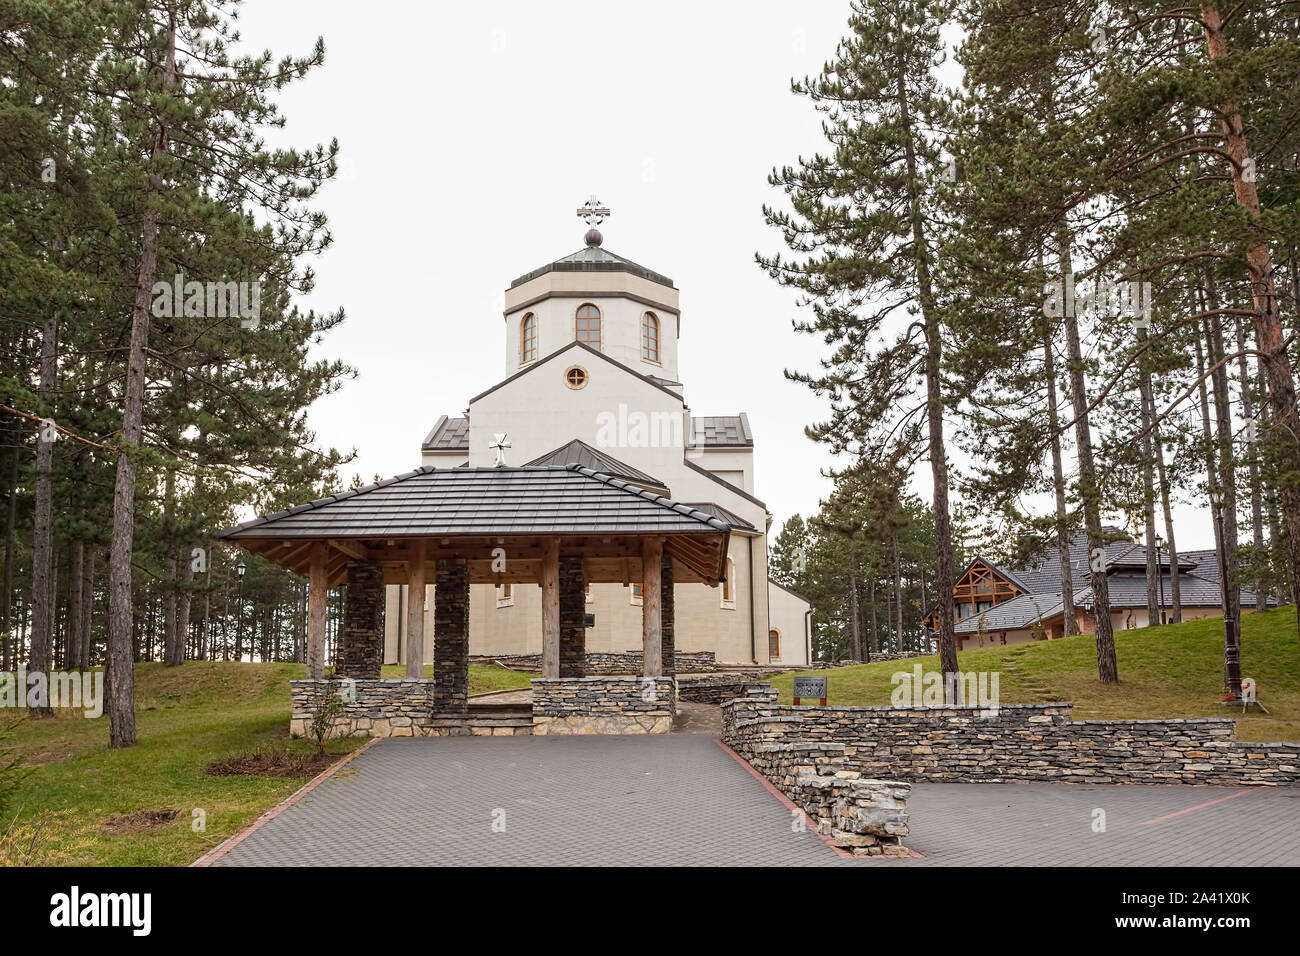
217, 464, 731, 587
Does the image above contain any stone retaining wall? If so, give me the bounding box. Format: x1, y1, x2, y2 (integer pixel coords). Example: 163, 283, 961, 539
290, 678, 439, 738
721, 684, 1300, 786
677, 674, 752, 704
719, 686, 911, 856
530, 676, 676, 735
806, 651, 928, 668
470, 650, 716, 674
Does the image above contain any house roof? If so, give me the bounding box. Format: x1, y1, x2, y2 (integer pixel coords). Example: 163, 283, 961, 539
691, 414, 753, 448
955, 593, 1060, 634
421, 415, 469, 453
681, 501, 756, 531
218, 464, 730, 541
1072, 571, 1276, 610
509, 245, 675, 290
524, 439, 666, 490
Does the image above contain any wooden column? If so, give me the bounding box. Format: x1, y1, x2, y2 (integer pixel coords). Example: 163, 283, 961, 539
541, 538, 561, 677
642, 536, 663, 677
405, 539, 426, 678
306, 542, 327, 679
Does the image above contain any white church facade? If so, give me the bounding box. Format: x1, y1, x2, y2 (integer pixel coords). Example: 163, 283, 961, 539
382, 202, 811, 668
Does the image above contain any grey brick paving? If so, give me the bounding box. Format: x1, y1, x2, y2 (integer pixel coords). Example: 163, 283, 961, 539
213, 735, 837, 866
211, 736, 1300, 866
901, 780, 1300, 866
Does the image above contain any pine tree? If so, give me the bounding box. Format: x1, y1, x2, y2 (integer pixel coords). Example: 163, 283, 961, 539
759, 0, 965, 694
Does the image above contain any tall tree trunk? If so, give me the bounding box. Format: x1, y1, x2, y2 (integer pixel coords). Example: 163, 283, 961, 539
68, 538, 84, 671
896, 66, 958, 693
848, 570, 862, 661
867, 576, 879, 657
1137, 328, 1161, 625
173, 547, 192, 667
1042, 321, 1078, 634
1194, 329, 1226, 591
81, 547, 95, 670
892, 530, 903, 650
1059, 238, 1118, 682
1203, 277, 1243, 697
29, 315, 57, 717
1233, 313, 1266, 611
161, 470, 178, 665
1, 432, 18, 672
108, 11, 176, 747
1202, 3, 1300, 641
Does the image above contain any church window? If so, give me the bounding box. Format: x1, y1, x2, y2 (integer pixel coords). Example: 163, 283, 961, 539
641, 312, 660, 363
520, 313, 537, 364
585, 583, 594, 604
575, 303, 602, 350
721, 557, 736, 609
631, 583, 643, 606
768, 628, 780, 660
496, 583, 514, 608
565, 365, 588, 389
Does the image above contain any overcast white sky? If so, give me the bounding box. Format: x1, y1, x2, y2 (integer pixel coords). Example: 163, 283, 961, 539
237, 0, 1220, 553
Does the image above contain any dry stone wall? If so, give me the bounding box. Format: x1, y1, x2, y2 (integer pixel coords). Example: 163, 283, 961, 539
721, 684, 1300, 786
469, 650, 716, 674
531, 676, 676, 735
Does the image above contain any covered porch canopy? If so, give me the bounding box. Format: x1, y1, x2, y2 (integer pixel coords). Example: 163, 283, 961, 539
218, 464, 730, 700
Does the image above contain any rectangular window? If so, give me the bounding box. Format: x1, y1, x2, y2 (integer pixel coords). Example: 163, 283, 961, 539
631, 583, 643, 606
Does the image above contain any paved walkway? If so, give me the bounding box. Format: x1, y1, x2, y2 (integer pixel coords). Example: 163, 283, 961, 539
209, 736, 1300, 867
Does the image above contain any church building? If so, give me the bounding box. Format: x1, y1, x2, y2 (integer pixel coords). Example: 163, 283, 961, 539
381, 200, 811, 668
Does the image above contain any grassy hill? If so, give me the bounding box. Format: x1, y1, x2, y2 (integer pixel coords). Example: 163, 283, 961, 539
1, 661, 531, 866
767, 606, 1300, 742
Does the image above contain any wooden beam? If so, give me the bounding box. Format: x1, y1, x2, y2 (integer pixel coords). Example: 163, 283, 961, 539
541, 538, 560, 678
642, 536, 663, 677
405, 539, 427, 678
307, 542, 328, 679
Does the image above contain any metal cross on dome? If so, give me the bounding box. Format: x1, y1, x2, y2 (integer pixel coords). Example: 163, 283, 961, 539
576, 195, 610, 227
489, 433, 511, 467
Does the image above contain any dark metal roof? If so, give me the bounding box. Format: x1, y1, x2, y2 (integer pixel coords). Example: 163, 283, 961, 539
421, 415, 469, 452
691, 414, 753, 447
217, 464, 729, 540
1073, 572, 1276, 610
524, 439, 666, 489
510, 246, 675, 290
955, 593, 1060, 634
680, 502, 756, 531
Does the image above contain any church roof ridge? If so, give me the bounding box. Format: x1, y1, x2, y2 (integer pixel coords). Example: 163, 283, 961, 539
509, 245, 676, 290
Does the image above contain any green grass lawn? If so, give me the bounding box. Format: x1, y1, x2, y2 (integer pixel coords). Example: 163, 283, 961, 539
767, 606, 1300, 743
1, 661, 533, 866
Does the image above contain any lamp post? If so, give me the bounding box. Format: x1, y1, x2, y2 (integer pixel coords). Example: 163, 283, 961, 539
1208, 488, 1242, 699
1155, 534, 1167, 625
236, 561, 247, 663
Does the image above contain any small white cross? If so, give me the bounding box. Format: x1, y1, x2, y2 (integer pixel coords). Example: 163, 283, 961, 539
489, 433, 511, 467
576, 194, 610, 226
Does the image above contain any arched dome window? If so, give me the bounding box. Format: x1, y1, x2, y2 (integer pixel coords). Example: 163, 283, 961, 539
641, 311, 660, 363
575, 303, 601, 350
520, 312, 537, 364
